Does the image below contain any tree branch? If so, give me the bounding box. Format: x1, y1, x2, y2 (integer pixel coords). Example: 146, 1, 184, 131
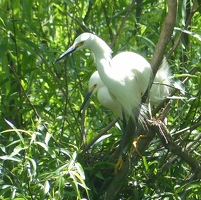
151, 0, 177, 76
152, 66, 198, 116
84, 117, 120, 152
105, 1, 177, 199
110, 0, 136, 48
149, 120, 201, 180
166, 0, 198, 59
105, 124, 156, 200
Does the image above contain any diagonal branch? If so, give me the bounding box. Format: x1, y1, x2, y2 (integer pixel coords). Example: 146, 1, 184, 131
105, 123, 155, 200
166, 0, 199, 59
105, 0, 177, 199
110, 0, 136, 48
149, 119, 201, 180
150, 0, 177, 76
84, 117, 120, 152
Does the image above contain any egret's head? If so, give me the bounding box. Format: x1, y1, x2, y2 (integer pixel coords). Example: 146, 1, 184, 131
79, 71, 104, 112
88, 71, 104, 94
74, 33, 95, 50
54, 32, 95, 64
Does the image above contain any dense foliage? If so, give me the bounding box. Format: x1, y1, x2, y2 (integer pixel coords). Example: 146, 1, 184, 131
0, 0, 200, 199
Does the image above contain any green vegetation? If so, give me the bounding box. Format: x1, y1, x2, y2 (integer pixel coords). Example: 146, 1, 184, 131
0, 0, 200, 199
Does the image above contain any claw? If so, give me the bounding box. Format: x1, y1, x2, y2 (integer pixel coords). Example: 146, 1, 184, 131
130, 134, 147, 157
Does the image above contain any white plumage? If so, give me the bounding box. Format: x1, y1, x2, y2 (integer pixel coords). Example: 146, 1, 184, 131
84, 58, 172, 118
55, 33, 152, 123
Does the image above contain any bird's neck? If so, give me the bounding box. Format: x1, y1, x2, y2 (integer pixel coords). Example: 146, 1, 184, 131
94, 52, 116, 89
89, 37, 116, 87
90, 36, 112, 65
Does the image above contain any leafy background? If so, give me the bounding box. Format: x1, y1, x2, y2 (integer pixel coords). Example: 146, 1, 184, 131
0, 0, 201, 199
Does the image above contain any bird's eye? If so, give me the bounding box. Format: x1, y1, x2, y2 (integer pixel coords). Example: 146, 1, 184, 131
77, 41, 84, 47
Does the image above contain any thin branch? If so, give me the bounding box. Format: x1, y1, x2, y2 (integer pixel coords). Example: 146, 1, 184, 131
81, 108, 86, 149
36, 51, 81, 142
101, 0, 113, 41
152, 67, 198, 116
66, 12, 91, 33
150, 120, 201, 180
8, 65, 62, 146
83, 0, 95, 22
172, 121, 201, 136
166, 0, 198, 59
110, 0, 136, 48
84, 117, 120, 152
160, 123, 201, 175
8, 65, 40, 120
105, 1, 177, 199
150, 0, 177, 76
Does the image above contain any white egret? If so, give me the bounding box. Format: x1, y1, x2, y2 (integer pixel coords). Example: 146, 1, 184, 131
81, 58, 172, 118
80, 71, 122, 118
54, 33, 152, 123
54, 32, 153, 173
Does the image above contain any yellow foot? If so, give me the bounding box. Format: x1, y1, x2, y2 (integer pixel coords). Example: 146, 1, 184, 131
114, 156, 123, 175
130, 134, 147, 157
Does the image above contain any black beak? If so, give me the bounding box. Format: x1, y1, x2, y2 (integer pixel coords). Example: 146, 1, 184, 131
78, 90, 94, 116
53, 45, 77, 64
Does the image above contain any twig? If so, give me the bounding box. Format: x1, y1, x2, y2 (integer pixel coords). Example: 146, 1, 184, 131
36, 51, 81, 141
150, 0, 177, 76
8, 65, 40, 120
166, 0, 198, 59
152, 67, 198, 116
162, 130, 201, 173
8, 65, 65, 148
105, 1, 177, 199
150, 120, 201, 180
172, 121, 201, 136
81, 108, 86, 149
84, 117, 120, 152
110, 0, 136, 48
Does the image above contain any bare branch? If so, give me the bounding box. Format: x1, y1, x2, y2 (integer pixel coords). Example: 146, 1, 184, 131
105, 1, 177, 198
110, 0, 136, 48
105, 123, 155, 200
151, 0, 177, 76
150, 120, 201, 180
167, 0, 198, 59
84, 117, 120, 152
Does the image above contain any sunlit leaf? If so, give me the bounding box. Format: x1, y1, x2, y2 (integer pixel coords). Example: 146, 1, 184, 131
43, 180, 50, 194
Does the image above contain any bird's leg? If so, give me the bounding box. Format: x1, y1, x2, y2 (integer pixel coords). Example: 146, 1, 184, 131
114, 108, 127, 174
130, 120, 141, 157
131, 109, 147, 157
131, 134, 147, 157
122, 108, 127, 133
